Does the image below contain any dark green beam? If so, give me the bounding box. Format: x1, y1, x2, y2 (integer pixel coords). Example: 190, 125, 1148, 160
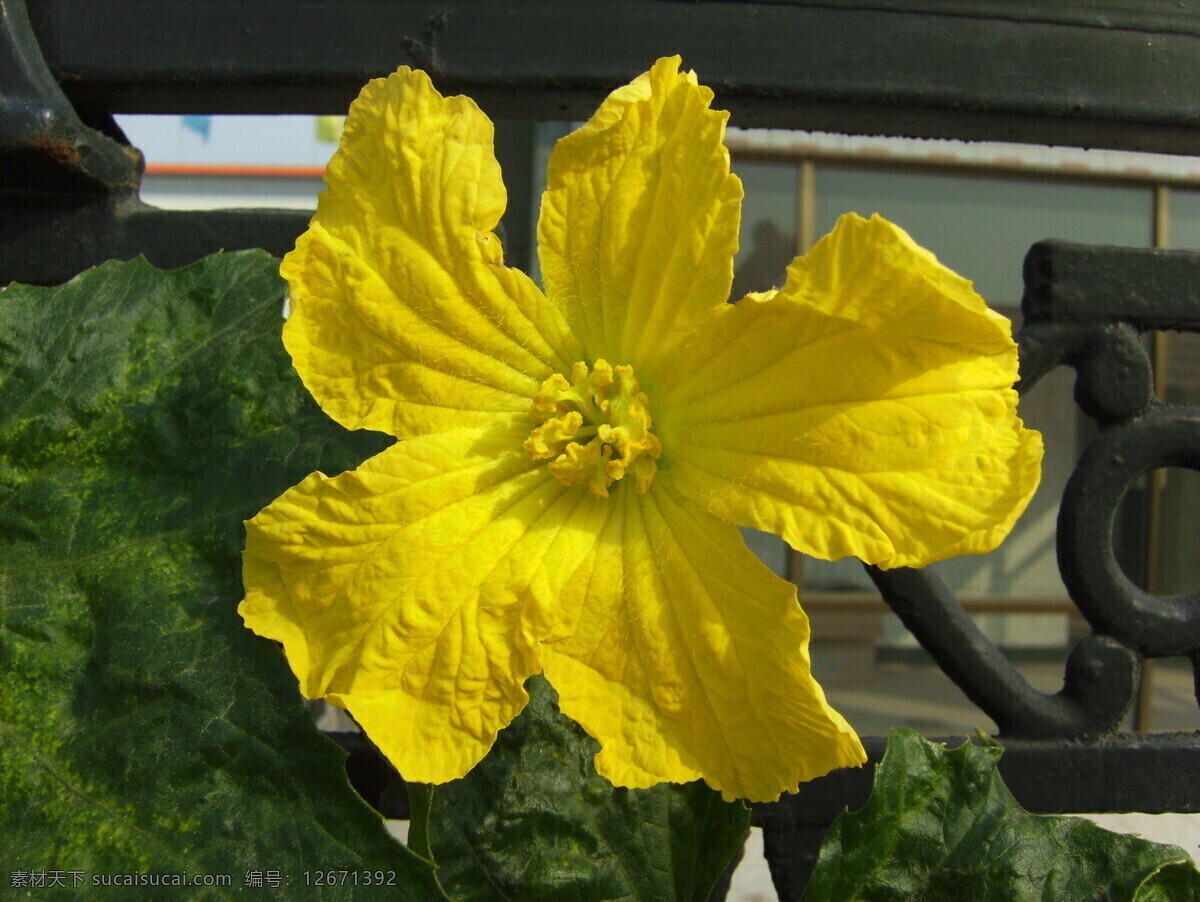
25, 0, 1200, 154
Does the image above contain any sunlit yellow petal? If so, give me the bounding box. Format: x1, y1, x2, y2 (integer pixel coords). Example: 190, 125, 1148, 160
241, 421, 620, 783
282, 67, 581, 438
537, 56, 743, 369
540, 477, 866, 802
659, 213, 1043, 569
252, 50, 1048, 805
242, 423, 540, 782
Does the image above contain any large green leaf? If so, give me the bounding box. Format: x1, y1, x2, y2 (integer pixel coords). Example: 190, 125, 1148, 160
0, 254, 444, 900
419, 674, 750, 902
805, 729, 1200, 902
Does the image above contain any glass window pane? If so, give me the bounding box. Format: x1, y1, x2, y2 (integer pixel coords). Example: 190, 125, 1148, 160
1156, 333, 1200, 598
815, 168, 1154, 307
1169, 188, 1200, 248
1160, 190, 1200, 598
731, 160, 799, 299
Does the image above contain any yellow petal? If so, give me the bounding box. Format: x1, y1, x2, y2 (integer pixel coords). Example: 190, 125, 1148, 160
282, 67, 580, 438
659, 213, 1043, 569
241, 420, 605, 782
540, 477, 866, 802
537, 56, 743, 370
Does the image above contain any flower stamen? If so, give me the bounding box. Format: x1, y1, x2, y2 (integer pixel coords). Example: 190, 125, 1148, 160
525, 360, 661, 497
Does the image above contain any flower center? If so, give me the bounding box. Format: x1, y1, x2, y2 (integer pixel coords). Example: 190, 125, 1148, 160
524, 360, 661, 498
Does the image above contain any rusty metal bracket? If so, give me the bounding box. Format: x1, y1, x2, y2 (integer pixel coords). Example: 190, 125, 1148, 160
0, 0, 310, 284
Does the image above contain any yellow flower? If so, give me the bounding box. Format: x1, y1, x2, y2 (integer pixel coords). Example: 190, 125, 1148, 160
239, 57, 1042, 802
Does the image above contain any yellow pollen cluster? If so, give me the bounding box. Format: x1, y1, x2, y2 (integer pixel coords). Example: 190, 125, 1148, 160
524, 360, 662, 497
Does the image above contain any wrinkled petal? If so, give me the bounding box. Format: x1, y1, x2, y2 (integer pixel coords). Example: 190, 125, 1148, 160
540, 476, 866, 802
658, 213, 1043, 569
537, 56, 742, 371
282, 67, 580, 438
241, 421, 606, 783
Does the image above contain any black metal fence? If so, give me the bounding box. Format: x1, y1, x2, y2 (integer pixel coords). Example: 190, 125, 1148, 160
7, 1, 1200, 898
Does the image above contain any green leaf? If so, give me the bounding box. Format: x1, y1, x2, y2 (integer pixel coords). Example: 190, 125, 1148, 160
406, 783, 437, 866
804, 728, 1200, 902
0, 254, 444, 900
423, 674, 750, 902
